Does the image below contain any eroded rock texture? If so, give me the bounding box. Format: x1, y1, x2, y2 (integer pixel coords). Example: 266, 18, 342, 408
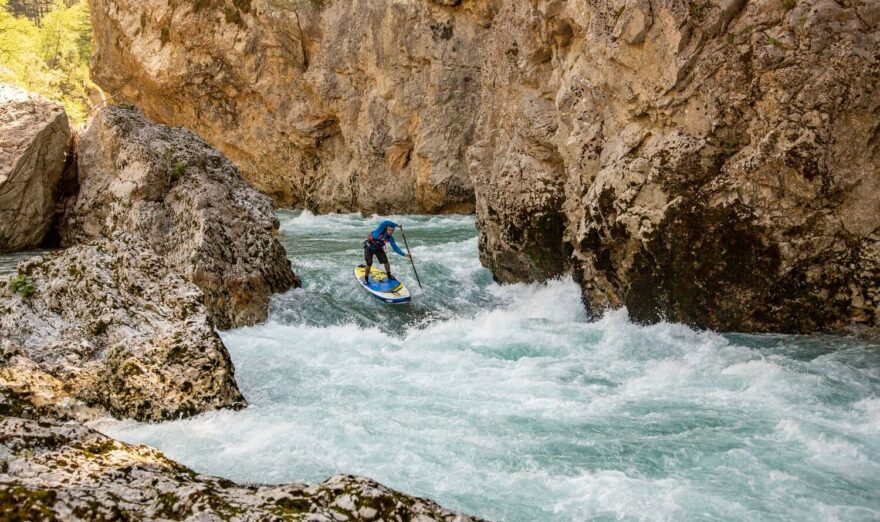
90, 0, 880, 332
0, 416, 485, 521
0, 238, 245, 422
63, 105, 299, 329
0, 85, 70, 252
469, 0, 880, 332
89, 0, 479, 213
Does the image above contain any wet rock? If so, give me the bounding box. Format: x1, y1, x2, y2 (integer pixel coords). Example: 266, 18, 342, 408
62, 105, 299, 329
0, 85, 70, 252
0, 237, 245, 422
0, 416, 486, 521
470, 0, 880, 332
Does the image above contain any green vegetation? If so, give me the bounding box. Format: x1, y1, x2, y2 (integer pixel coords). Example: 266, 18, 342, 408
10, 274, 36, 297
0, 0, 99, 126
172, 160, 188, 180
781, 0, 796, 11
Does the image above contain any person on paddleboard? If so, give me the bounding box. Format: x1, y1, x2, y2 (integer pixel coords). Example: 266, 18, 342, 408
362, 220, 411, 284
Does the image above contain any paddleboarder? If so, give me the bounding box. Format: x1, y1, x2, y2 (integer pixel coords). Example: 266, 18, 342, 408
362, 220, 410, 284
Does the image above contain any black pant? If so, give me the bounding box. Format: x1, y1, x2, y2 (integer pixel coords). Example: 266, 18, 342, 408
364, 245, 388, 266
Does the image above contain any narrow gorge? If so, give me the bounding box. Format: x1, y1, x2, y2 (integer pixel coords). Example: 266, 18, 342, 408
88, 0, 879, 333
1, 0, 878, 520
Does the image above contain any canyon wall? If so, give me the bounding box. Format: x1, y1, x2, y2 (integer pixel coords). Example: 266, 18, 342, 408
90, 0, 880, 332
89, 0, 480, 213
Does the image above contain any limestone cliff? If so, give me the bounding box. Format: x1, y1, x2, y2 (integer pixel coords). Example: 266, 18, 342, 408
90, 0, 880, 333
468, 0, 879, 332
89, 0, 478, 213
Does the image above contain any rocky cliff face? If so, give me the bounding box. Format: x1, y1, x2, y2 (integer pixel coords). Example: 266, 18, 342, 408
469, 0, 879, 332
89, 0, 479, 213
0, 85, 70, 252
90, 0, 880, 333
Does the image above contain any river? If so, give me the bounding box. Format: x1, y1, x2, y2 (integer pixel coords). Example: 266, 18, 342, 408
85, 211, 879, 521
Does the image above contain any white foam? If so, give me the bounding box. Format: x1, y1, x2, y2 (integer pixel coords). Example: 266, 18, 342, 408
92, 213, 880, 522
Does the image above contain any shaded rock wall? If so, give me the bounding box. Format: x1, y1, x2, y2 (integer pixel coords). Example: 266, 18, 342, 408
0, 85, 70, 252
90, 0, 880, 332
470, 0, 879, 332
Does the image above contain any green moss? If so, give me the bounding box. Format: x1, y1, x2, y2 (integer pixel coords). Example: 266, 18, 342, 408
67, 264, 82, 277
120, 362, 144, 377
688, 0, 709, 21
157, 491, 181, 519
781, 0, 796, 10
79, 439, 117, 458
10, 275, 36, 298
0, 484, 58, 520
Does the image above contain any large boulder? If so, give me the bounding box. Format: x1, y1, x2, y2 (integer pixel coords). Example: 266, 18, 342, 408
62, 105, 299, 329
0, 85, 70, 252
0, 416, 485, 521
0, 237, 245, 422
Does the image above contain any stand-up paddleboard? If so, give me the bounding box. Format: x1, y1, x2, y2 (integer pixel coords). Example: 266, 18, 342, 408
354, 265, 411, 304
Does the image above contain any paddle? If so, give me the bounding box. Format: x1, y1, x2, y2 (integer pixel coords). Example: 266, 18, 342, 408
398, 224, 423, 290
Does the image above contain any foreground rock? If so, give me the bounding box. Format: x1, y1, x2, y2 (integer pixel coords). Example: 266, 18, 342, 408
89, 0, 478, 213
90, 0, 879, 332
0, 238, 245, 422
0, 417, 483, 521
63, 105, 299, 329
0, 85, 70, 252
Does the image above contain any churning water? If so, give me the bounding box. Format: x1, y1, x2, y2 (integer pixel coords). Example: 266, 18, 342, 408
94, 211, 880, 521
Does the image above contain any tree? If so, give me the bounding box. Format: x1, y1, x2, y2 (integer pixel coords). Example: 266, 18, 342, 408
0, 0, 98, 125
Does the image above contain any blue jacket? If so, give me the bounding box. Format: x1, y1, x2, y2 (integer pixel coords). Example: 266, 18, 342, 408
367, 220, 405, 256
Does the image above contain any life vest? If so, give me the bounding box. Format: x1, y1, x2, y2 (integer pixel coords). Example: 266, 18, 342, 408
364, 231, 391, 252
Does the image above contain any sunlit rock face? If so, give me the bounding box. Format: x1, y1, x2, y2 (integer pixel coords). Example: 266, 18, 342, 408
0, 416, 488, 521
63, 105, 299, 329
90, 0, 880, 332
0, 85, 70, 252
0, 237, 246, 422
89, 0, 480, 214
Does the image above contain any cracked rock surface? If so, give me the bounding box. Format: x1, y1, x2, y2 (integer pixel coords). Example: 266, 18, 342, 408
0, 237, 245, 422
0, 85, 70, 253
63, 105, 299, 329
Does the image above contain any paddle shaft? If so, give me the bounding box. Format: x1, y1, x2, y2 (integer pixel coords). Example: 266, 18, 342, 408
398, 225, 423, 290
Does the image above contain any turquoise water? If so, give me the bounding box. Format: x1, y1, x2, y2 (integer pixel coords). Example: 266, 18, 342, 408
93, 211, 880, 521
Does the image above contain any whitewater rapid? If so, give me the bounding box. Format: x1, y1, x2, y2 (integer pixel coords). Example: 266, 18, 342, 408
94, 211, 880, 521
